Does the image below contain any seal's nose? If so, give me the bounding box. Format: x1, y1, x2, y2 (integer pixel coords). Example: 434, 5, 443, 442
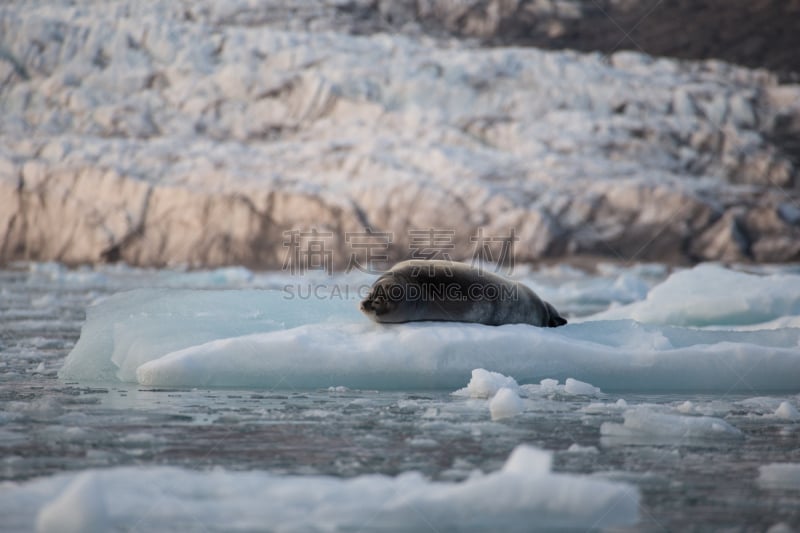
360, 299, 372, 312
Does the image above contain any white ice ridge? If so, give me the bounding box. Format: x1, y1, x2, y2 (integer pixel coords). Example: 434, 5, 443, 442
0, 446, 639, 533
59, 265, 800, 392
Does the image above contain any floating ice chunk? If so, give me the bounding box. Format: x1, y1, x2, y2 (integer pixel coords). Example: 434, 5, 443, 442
582, 398, 629, 414
519, 379, 561, 397
452, 371, 525, 420
564, 378, 601, 396
60, 289, 358, 383
758, 463, 800, 490
118, 432, 158, 445
775, 401, 800, 421
523, 268, 654, 316
739, 397, 800, 419
539, 378, 559, 391
591, 469, 673, 488
739, 396, 785, 414
766, 523, 797, 533
61, 288, 800, 392
453, 369, 520, 399
407, 437, 439, 448
601, 407, 743, 443
36, 472, 108, 533
489, 387, 525, 420
567, 444, 599, 454
1, 446, 639, 531
522, 378, 602, 398
501, 445, 552, 475
676, 401, 694, 413
594, 264, 800, 327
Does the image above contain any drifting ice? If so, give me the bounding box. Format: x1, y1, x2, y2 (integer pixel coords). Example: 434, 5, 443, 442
59, 265, 800, 392
0, 445, 640, 532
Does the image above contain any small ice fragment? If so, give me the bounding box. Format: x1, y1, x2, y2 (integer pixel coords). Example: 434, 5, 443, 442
539, 378, 559, 391
455, 369, 519, 399
766, 522, 797, 533
583, 400, 628, 414
758, 463, 800, 490
564, 378, 601, 396
501, 445, 552, 475
120, 432, 156, 445
489, 387, 525, 420
774, 401, 800, 421
601, 407, 743, 442
676, 401, 694, 413
567, 444, 599, 454
407, 437, 439, 448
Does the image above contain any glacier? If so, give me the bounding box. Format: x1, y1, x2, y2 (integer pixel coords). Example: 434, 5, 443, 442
2, 0, 799, 267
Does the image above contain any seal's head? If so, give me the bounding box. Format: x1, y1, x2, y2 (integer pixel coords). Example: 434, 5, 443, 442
360, 274, 410, 323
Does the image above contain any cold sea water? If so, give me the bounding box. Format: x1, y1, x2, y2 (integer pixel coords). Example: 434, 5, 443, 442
1, 262, 799, 532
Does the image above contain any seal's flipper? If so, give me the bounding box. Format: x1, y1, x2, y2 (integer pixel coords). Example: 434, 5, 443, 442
544, 302, 568, 328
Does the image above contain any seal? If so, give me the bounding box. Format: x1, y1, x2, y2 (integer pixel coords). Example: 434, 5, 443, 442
360, 259, 567, 327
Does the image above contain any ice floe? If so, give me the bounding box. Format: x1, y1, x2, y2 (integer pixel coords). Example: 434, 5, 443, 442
0, 445, 639, 533
59, 265, 800, 392
600, 407, 743, 444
